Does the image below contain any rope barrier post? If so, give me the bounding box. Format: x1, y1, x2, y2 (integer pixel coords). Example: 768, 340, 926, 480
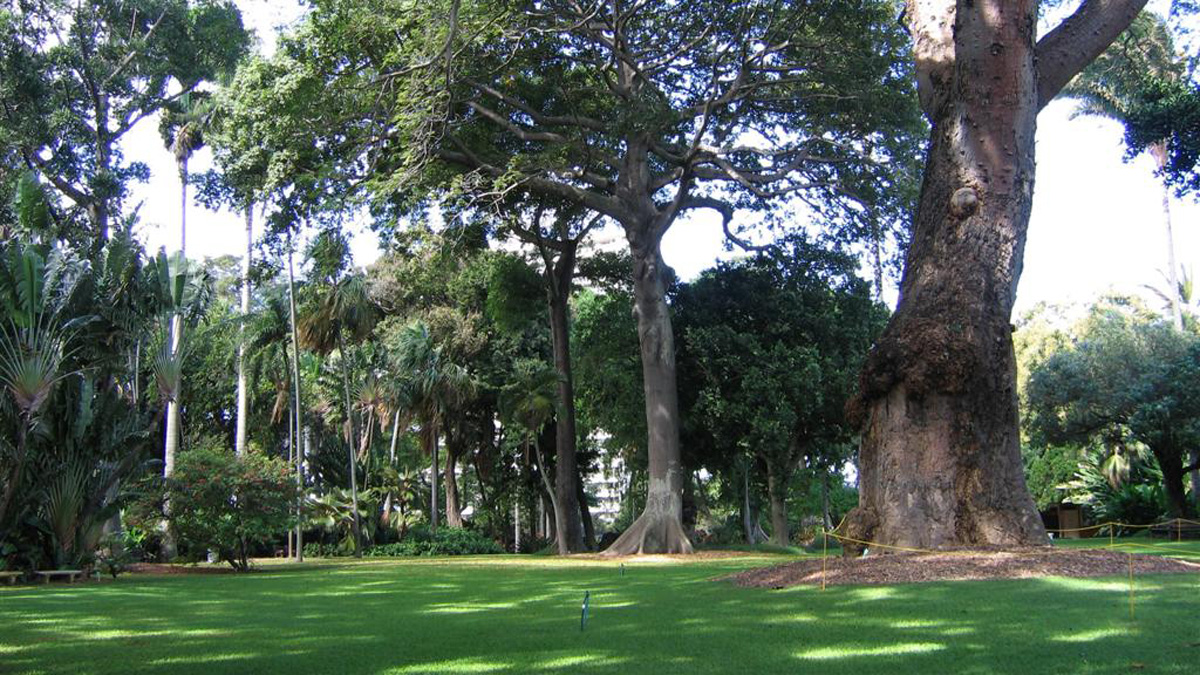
1128, 552, 1135, 622
822, 530, 828, 592
1109, 523, 1114, 549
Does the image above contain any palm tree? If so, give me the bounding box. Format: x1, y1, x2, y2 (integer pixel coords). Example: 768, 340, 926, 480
159, 93, 214, 484
499, 362, 562, 552
0, 244, 85, 530
390, 321, 473, 532
298, 234, 378, 556
1064, 11, 1186, 329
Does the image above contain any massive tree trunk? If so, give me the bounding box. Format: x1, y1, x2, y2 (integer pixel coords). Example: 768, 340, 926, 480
1153, 445, 1192, 518
605, 226, 693, 554
845, 0, 1145, 554
548, 253, 585, 553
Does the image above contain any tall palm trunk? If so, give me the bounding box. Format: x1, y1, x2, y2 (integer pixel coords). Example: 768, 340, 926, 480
427, 423, 439, 531
161, 156, 189, 560
335, 333, 362, 557
285, 237, 306, 562
235, 205, 253, 456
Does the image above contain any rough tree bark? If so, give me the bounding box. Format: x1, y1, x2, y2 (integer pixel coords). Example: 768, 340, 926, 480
605, 220, 693, 554
844, 0, 1148, 554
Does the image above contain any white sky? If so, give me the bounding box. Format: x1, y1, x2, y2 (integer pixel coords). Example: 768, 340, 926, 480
126, 1, 1198, 319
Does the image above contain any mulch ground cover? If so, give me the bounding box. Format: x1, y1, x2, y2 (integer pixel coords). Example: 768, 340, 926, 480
727, 547, 1200, 588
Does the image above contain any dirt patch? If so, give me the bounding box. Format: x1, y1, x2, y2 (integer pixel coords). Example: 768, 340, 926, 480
726, 548, 1200, 588
127, 563, 236, 576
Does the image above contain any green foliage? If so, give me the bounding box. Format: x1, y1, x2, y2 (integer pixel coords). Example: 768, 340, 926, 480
0, 0, 249, 245
365, 527, 503, 557
1127, 77, 1200, 196
94, 534, 134, 579
157, 446, 298, 571
1025, 297, 1200, 517
1022, 444, 1082, 510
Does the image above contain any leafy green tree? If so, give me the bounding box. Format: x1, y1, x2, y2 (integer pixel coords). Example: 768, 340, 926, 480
0, 0, 248, 249
262, 0, 921, 553
152, 446, 297, 571
675, 239, 886, 546
1026, 299, 1200, 518
386, 320, 474, 532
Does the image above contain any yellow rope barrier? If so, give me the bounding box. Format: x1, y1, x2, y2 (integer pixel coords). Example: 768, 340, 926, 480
821, 529, 828, 592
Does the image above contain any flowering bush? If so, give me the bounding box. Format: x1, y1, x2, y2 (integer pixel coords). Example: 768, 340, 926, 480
159, 447, 298, 571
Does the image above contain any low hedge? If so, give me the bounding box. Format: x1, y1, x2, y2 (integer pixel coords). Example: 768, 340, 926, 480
365, 527, 503, 557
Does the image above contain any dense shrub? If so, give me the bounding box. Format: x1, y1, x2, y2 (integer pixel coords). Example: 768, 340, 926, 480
365, 527, 502, 557
302, 541, 342, 558
132, 447, 298, 571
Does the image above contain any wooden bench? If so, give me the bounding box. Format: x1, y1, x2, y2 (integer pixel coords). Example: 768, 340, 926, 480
35, 570, 82, 584
0, 571, 20, 585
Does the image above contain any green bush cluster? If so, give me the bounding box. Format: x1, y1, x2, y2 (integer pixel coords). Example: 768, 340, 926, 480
365, 527, 502, 557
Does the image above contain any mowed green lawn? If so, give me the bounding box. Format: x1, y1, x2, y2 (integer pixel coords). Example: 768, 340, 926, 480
2, 542, 1198, 675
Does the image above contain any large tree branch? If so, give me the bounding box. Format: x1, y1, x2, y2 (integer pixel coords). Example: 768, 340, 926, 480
1035, 0, 1149, 110
23, 150, 91, 206
679, 194, 768, 252
437, 146, 626, 221
469, 80, 605, 131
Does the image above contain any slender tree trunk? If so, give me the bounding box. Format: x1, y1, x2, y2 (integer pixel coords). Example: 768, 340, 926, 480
235, 206, 253, 457
766, 465, 790, 547
604, 232, 692, 554
161, 158, 188, 561
297, 425, 307, 562
285, 239, 310, 561
576, 470, 595, 550
548, 262, 585, 552
846, 0, 1144, 553
287, 410, 294, 560
444, 431, 463, 528
743, 460, 755, 546
513, 500, 521, 552
532, 438, 561, 549
428, 424, 439, 532
334, 333, 362, 557
383, 410, 401, 523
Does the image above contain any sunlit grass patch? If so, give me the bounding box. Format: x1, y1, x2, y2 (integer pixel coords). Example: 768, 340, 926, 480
1, 553, 1197, 674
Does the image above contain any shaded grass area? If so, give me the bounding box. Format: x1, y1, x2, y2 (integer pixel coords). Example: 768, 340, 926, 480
1, 547, 1198, 674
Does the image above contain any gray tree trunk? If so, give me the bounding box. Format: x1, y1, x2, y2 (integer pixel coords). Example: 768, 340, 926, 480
235, 206, 252, 457
603, 229, 692, 554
